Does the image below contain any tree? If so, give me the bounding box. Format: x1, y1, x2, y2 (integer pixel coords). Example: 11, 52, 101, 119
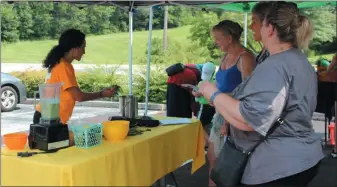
302, 6, 336, 50
1, 3, 20, 42
50, 2, 89, 38
86, 6, 114, 35
188, 11, 261, 61
188, 12, 220, 59
14, 2, 33, 40
110, 7, 128, 32
29, 2, 53, 39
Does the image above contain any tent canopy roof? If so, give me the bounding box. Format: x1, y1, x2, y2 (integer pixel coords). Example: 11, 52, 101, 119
66, 1, 232, 9
204, 1, 337, 12
64, 1, 336, 11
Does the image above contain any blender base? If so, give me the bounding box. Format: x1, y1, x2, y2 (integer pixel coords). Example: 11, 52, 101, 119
28, 123, 70, 151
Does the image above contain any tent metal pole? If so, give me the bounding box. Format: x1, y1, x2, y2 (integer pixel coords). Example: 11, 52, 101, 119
0, 1, 2, 65
144, 6, 154, 115
163, 5, 168, 51
334, 4, 337, 154
244, 12, 248, 47
334, 98, 337, 151
128, 10, 133, 95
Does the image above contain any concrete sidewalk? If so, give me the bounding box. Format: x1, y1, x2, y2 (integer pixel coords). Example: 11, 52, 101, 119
1, 63, 133, 73
23, 98, 166, 111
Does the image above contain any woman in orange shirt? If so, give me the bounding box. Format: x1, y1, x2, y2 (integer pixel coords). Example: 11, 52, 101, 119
327, 53, 337, 81
33, 29, 116, 125
327, 53, 337, 158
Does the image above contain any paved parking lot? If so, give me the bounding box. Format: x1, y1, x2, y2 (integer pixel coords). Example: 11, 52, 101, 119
1, 104, 162, 135
1, 104, 329, 137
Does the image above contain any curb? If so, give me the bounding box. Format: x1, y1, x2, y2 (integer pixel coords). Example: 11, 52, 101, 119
23, 98, 166, 111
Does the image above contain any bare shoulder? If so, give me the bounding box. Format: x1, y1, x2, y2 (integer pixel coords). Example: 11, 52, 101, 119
240, 50, 256, 66
238, 50, 257, 77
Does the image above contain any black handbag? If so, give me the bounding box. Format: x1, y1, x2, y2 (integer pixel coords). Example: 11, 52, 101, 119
165, 63, 185, 76
210, 118, 285, 187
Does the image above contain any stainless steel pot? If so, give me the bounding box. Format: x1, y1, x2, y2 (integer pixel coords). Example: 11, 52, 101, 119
119, 95, 138, 119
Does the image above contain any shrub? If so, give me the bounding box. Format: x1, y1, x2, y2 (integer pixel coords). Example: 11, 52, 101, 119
133, 64, 167, 103
10, 65, 168, 103
76, 65, 126, 101
144, 37, 212, 65
10, 65, 125, 100
11, 69, 45, 98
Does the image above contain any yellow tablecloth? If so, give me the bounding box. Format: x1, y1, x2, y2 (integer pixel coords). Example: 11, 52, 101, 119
1, 119, 205, 186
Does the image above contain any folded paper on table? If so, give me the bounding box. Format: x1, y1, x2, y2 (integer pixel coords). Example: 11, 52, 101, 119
160, 118, 193, 125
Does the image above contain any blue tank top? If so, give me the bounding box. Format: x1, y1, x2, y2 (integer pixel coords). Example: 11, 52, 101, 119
215, 54, 243, 93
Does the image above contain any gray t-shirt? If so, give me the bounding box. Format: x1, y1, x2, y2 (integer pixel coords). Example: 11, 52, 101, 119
230, 48, 324, 184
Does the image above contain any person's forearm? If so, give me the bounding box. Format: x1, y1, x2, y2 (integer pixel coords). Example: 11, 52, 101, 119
328, 57, 337, 72
209, 93, 254, 131
78, 91, 102, 102
327, 63, 336, 72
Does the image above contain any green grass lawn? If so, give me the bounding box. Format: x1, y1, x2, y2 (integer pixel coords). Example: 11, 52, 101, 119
1, 26, 191, 65
2, 25, 335, 65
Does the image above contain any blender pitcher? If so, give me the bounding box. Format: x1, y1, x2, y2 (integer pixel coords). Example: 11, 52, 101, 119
38, 82, 63, 121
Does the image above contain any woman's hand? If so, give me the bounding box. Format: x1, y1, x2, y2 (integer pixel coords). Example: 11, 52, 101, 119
198, 81, 218, 99
192, 90, 203, 98
328, 54, 337, 73
101, 87, 117, 97
332, 54, 337, 65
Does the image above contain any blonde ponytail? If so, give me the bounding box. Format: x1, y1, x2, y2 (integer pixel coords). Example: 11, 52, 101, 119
296, 15, 313, 50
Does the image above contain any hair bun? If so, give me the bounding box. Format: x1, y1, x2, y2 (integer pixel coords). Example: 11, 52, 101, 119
213, 20, 244, 41
236, 23, 244, 34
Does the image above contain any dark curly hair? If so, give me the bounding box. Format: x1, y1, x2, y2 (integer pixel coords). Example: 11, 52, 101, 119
43, 29, 85, 72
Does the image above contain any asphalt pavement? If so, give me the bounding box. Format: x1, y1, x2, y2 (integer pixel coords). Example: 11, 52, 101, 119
0, 104, 162, 136
0, 103, 329, 137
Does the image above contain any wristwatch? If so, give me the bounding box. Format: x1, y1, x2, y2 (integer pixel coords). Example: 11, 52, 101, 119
210, 90, 221, 105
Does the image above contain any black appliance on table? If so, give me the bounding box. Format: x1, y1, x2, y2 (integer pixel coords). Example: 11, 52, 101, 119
28, 83, 70, 151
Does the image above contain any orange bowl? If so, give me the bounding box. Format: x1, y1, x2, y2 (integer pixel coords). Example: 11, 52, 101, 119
102, 120, 129, 142
3, 133, 28, 150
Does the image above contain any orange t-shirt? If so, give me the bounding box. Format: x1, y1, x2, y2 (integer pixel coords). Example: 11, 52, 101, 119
37, 59, 78, 124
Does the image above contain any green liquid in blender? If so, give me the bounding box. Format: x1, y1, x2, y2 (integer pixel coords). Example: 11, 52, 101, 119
41, 99, 60, 120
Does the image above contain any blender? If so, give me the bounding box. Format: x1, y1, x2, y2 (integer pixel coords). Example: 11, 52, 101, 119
28, 82, 70, 151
